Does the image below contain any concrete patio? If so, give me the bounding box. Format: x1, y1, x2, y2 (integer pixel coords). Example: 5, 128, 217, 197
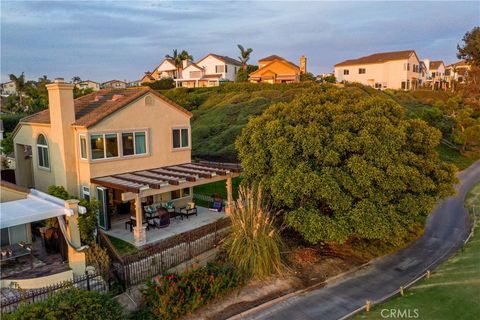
104, 206, 226, 246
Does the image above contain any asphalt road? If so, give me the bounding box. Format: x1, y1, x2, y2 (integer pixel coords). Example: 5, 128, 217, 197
242, 161, 480, 320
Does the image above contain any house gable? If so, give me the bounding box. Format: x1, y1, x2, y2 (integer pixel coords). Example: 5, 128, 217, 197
250, 60, 300, 77
157, 59, 176, 72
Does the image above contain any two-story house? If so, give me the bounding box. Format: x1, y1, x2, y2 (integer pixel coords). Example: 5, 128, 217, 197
1, 81, 17, 96
445, 60, 471, 85
76, 80, 100, 91
334, 50, 422, 90
425, 60, 446, 90
174, 54, 242, 88
249, 55, 306, 83
141, 58, 178, 84
102, 80, 127, 89
13, 79, 239, 246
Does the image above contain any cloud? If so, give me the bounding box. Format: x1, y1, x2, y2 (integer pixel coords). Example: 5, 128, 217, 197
1, 1, 478, 82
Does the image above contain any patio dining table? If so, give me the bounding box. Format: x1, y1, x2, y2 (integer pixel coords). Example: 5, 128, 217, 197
0, 243, 33, 266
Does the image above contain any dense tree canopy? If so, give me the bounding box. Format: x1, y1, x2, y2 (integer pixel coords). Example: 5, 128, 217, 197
236, 88, 457, 245
457, 26, 480, 66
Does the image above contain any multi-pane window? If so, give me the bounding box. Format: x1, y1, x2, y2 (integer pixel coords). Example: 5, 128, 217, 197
183, 187, 191, 197
37, 134, 49, 169
215, 65, 227, 73
90, 133, 119, 159
343, 69, 349, 75
172, 128, 189, 149
121, 132, 147, 156
80, 135, 87, 159
359, 68, 366, 74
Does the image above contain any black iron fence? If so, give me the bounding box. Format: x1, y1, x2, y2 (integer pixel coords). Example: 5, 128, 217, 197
99, 217, 231, 287
0, 268, 117, 314
1, 217, 231, 314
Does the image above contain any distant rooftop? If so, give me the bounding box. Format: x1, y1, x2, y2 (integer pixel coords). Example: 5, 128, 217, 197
335, 50, 416, 67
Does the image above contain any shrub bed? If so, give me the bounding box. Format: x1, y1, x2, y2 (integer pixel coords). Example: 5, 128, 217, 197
4, 289, 125, 320
140, 259, 245, 320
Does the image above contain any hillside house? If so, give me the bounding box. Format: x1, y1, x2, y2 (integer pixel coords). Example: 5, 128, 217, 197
249, 55, 306, 83
174, 54, 242, 88
334, 50, 422, 90
12, 79, 239, 246
102, 80, 127, 89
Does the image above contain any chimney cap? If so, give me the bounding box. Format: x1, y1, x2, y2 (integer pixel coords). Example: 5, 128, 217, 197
54, 78, 65, 83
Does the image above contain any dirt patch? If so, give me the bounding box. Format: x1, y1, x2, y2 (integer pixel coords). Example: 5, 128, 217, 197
184, 247, 363, 320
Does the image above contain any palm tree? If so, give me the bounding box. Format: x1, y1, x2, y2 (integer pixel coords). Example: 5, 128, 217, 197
237, 44, 253, 70
9, 72, 27, 108
166, 49, 193, 79
72, 76, 81, 84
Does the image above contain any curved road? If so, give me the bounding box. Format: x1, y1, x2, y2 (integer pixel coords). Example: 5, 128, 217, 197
242, 161, 480, 320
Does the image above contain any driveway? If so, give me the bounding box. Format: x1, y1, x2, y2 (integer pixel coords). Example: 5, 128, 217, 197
241, 161, 480, 320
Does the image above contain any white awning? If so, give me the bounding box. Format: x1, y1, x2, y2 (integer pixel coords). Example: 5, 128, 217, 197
0, 190, 73, 229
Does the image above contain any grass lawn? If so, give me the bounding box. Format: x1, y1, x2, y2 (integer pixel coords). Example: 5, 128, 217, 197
107, 235, 139, 255
354, 183, 480, 320
435, 144, 477, 171
193, 176, 242, 207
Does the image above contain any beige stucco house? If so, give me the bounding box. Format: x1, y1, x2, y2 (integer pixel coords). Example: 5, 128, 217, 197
13, 79, 238, 246
424, 59, 446, 89
445, 60, 471, 86
334, 50, 422, 90
249, 55, 306, 84
76, 80, 100, 91
102, 80, 127, 89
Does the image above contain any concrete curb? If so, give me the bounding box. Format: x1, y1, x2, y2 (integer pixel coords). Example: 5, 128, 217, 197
227, 261, 372, 320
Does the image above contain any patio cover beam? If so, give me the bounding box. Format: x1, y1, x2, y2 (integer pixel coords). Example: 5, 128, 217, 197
113, 174, 167, 189
149, 168, 197, 182
133, 171, 182, 185
165, 166, 214, 178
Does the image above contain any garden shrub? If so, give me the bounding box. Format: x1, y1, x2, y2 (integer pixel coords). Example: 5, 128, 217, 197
141, 259, 245, 320
4, 289, 125, 320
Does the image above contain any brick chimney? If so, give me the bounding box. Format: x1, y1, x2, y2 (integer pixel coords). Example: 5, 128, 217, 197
299, 56, 307, 74
45, 78, 77, 194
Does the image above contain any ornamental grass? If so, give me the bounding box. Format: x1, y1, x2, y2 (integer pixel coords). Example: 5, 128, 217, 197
223, 185, 284, 279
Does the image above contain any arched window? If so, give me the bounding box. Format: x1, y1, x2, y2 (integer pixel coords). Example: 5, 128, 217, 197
37, 134, 49, 169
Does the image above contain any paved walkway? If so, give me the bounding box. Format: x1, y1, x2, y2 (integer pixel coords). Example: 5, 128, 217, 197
242, 161, 480, 320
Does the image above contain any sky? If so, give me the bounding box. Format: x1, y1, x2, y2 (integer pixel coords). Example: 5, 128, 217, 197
1, 1, 479, 83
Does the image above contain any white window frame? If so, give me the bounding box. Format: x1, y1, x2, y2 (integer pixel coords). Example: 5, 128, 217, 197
79, 134, 88, 160
90, 132, 120, 161
82, 186, 90, 200
172, 127, 190, 150
37, 134, 50, 170
120, 130, 148, 157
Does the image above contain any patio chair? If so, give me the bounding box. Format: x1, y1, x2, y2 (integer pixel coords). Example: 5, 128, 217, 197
209, 200, 223, 212
179, 202, 198, 219
164, 201, 182, 220
125, 217, 149, 232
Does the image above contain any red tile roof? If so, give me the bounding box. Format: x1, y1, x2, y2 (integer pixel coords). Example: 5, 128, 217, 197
429, 60, 444, 69
335, 50, 416, 67
20, 87, 191, 128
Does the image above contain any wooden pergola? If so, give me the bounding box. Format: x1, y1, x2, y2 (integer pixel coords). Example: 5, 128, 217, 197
90, 162, 241, 246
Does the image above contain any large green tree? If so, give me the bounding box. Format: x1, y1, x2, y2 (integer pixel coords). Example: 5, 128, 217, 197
236, 88, 457, 245
457, 26, 480, 66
